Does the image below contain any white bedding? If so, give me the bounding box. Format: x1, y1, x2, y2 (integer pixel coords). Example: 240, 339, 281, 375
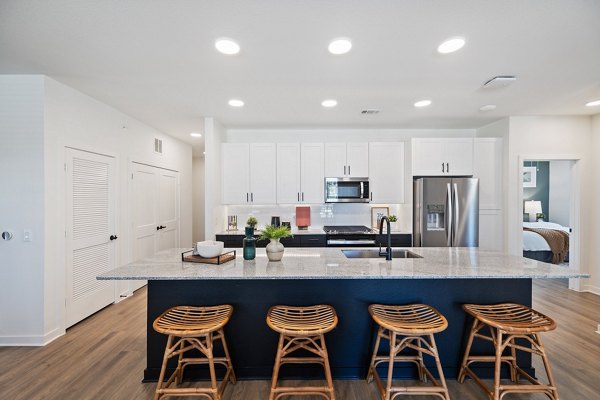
523, 222, 570, 251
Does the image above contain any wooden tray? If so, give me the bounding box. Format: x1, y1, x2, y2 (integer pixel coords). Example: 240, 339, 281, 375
181, 250, 236, 265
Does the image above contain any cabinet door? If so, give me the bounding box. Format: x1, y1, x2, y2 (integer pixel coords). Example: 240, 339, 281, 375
369, 142, 405, 203
479, 210, 503, 251
276, 143, 301, 203
250, 143, 276, 204
347, 142, 369, 177
222, 143, 250, 204
301, 143, 325, 203
474, 138, 502, 209
324, 143, 347, 177
412, 139, 445, 176
444, 138, 473, 175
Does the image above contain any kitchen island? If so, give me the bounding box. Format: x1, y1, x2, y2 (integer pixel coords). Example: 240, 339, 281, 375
98, 247, 587, 382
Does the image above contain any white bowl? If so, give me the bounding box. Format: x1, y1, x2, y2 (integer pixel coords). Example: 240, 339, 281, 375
194, 241, 224, 258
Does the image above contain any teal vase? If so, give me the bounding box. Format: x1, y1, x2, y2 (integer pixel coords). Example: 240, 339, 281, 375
243, 226, 256, 260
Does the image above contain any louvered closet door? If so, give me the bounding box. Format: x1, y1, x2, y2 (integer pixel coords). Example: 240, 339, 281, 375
65, 148, 116, 328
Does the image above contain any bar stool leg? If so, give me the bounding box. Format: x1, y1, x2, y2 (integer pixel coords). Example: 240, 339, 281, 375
536, 334, 560, 400
319, 333, 336, 400
458, 318, 479, 383
415, 337, 427, 382
385, 331, 397, 400
218, 329, 236, 384
429, 334, 450, 400
154, 334, 174, 400
269, 333, 285, 400
493, 328, 503, 400
509, 337, 518, 383
204, 333, 219, 399
175, 339, 185, 384
367, 327, 383, 383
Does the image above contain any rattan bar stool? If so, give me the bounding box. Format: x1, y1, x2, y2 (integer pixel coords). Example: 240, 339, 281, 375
266, 304, 338, 400
458, 303, 559, 400
366, 304, 450, 400
152, 305, 236, 400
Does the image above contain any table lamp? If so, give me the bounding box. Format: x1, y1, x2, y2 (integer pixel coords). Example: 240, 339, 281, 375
524, 200, 542, 222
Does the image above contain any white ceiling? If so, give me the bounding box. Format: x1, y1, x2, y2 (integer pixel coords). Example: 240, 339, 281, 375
1, 0, 599, 155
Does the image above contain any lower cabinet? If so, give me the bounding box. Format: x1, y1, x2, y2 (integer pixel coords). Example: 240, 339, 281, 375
216, 234, 410, 248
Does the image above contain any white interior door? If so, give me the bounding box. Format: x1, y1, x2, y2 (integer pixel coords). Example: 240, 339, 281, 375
65, 148, 116, 328
157, 169, 179, 251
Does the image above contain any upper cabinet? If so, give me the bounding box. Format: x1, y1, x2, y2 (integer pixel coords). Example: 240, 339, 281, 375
473, 138, 503, 210
325, 142, 369, 177
277, 143, 324, 204
412, 138, 473, 176
368, 142, 405, 203
222, 143, 276, 204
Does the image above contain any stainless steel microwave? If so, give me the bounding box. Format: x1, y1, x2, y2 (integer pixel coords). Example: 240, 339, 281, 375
325, 177, 370, 203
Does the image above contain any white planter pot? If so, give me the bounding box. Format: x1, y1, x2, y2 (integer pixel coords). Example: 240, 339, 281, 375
266, 238, 284, 261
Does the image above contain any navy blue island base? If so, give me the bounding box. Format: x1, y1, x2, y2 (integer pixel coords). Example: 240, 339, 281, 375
143, 278, 533, 382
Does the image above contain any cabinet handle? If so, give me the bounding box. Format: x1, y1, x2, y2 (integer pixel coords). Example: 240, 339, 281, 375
302, 192, 304, 202
348, 165, 351, 175
251, 192, 254, 202
370, 191, 373, 201
447, 163, 449, 173
246, 193, 249, 202
344, 165, 346, 175
298, 192, 300, 202
442, 163, 445, 173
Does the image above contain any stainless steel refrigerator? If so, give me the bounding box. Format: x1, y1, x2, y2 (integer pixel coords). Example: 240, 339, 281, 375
413, 177, 479, 247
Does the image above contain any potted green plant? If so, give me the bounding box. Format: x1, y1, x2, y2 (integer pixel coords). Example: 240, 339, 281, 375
246, 216, 258, 231
259, 225, 293, 261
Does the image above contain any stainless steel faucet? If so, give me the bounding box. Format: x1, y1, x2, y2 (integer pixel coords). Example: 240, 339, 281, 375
378, 216, 392, 260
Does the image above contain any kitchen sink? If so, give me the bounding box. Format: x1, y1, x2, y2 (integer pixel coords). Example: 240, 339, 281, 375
341, 249, 423, 259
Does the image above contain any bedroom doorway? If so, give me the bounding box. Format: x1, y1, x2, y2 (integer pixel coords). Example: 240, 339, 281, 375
518, 156, 581, 290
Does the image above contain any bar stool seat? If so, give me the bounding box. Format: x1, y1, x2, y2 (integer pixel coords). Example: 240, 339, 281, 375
367, 304, 450, 400
459, 303, 559, 400
153, 305, 236, 400
267, 304, 338, 400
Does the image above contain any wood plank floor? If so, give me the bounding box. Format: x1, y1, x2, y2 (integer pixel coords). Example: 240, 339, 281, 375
1, 279, 598, 399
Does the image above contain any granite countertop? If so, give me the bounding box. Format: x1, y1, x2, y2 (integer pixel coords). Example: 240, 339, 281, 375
98, 247, 589, 281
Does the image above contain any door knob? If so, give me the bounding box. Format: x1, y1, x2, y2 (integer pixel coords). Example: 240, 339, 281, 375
110, 235, 118, 241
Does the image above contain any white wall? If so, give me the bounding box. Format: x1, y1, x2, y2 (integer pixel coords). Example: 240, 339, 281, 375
548, 161, 572, 226
590, 114, 600, 294
204, 118, 226, 239
505, 116, 593, 293
192, 157, 205, 242
0, 75, 193, 345
0, 76, 46, 345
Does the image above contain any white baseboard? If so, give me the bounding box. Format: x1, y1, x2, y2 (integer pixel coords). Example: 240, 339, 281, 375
0, 328, 64, 347
582, 284, 600, 296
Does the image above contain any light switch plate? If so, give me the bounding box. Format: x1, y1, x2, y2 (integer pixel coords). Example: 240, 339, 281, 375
23, 229, 32, 242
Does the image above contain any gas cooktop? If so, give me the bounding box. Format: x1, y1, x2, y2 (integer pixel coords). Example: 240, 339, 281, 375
323, 225, 374, 234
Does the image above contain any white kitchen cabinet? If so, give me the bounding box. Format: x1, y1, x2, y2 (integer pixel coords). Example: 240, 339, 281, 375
368, 142, 405, 203
325, 142, 368, 177
479, 209, 503, 251
473, 138, 503, 210
222, 143, 276, 204
412, 138, 473, 176
276, 143, 324, 204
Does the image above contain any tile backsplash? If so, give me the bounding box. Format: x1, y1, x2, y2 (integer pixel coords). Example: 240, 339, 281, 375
224, 203, 412, 232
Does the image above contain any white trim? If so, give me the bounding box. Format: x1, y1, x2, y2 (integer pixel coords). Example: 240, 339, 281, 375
581, 284, 600, 296
0, 328, 64, 347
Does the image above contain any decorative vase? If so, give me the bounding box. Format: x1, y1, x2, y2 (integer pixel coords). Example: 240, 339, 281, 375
266, 238, 284, 261
243, 226, 256, 260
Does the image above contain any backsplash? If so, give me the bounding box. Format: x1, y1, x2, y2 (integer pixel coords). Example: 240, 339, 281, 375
224, 203, 412, 232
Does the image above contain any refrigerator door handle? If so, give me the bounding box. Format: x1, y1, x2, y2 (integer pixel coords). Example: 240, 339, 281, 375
453, 183, 459, 246
446, 183, 453, 246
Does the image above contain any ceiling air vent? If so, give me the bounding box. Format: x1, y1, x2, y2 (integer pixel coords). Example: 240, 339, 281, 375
154, 138, 163, 154
361, 109, 380, 115
483, 75, 517, 88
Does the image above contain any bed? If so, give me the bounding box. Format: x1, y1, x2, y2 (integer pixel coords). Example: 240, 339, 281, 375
523, 221, 570, 264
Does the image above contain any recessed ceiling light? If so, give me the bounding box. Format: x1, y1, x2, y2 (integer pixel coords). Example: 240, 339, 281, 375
228, 99, 244, 107
479, 105, 497, 111
328, 38, 352, 55
190, 132, 202, 137
215, 38, 240, 55
321, 99, 338, 108
585, 100, 600, 107
414, 100, 432, 108
437, 37, 465, 54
